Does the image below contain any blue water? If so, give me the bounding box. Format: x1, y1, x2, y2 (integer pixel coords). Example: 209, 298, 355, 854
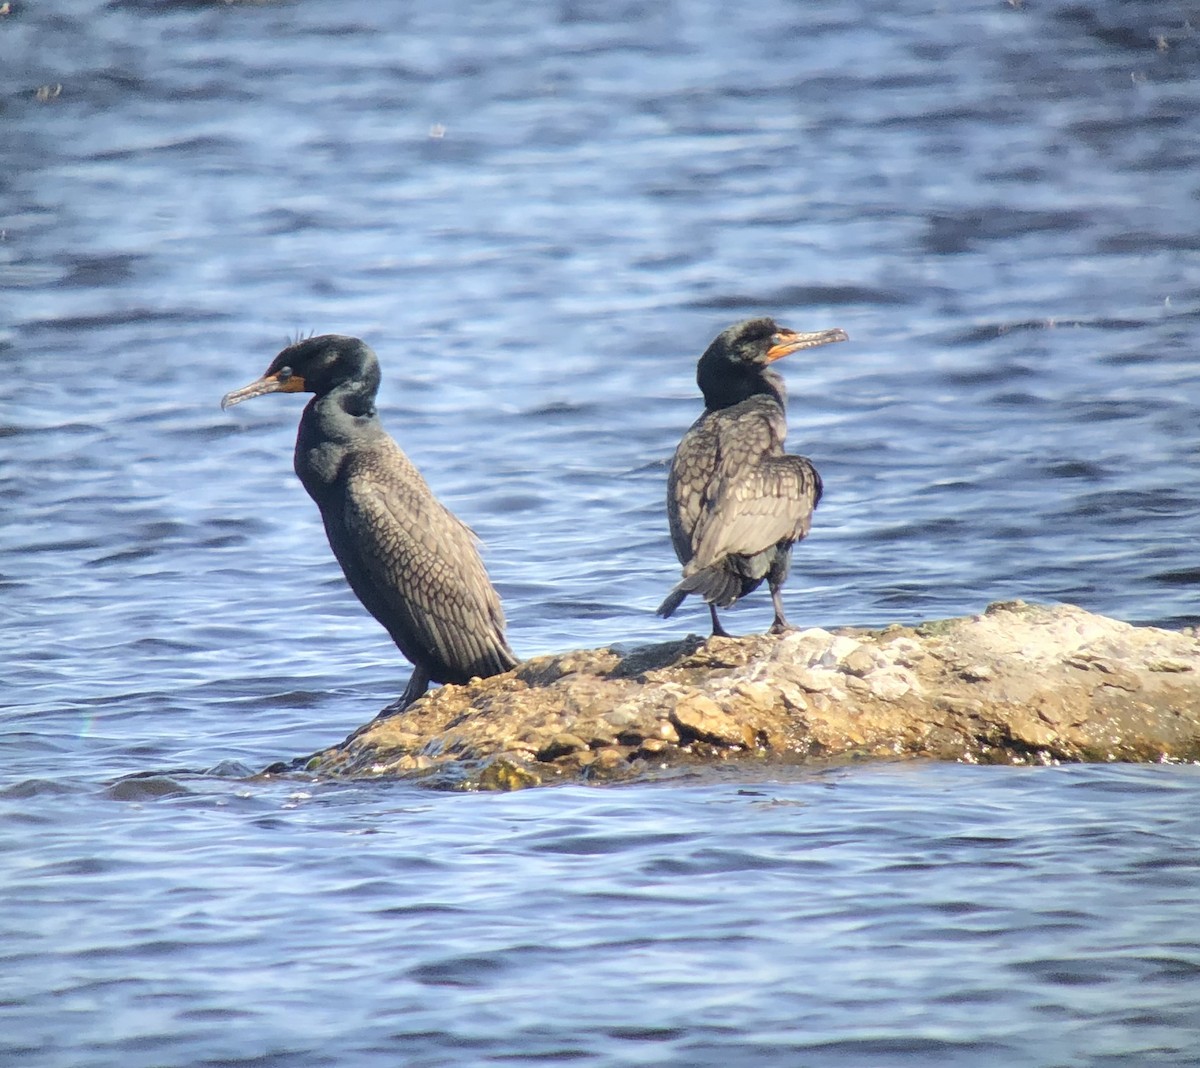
3, 0, 1200, 1063
4, 765, 1200, 1067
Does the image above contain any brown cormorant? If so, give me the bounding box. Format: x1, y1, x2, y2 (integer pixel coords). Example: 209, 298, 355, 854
657, 317, 848, 636
222, 334, 517, 710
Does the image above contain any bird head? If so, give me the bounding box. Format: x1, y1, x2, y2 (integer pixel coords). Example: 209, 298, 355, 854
221, 335, 380, 409
696, 318, 847, 409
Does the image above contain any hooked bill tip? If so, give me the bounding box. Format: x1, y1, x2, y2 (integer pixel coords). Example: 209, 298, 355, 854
765, 327, 849, 363
219, 375, 283, 410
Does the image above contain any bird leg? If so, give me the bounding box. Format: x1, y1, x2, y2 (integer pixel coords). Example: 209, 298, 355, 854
768, 587, 793, 635
709, 603, 733, 638
375, 665, 431, 719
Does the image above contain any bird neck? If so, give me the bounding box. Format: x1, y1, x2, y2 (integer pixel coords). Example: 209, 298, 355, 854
308, 380, 380, 438
294, 382, 382, 497
701, 366, 787, 412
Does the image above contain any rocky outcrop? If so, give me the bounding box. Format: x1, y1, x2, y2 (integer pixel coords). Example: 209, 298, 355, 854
290, 602, 1200, 789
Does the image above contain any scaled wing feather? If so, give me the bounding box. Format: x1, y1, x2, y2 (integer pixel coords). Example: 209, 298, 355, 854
687, 458, 819, 574
340, 445, 509, 678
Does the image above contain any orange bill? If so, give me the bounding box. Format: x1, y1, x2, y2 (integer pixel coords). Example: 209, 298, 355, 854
220, 371, 307, 410
765, 327, 849, 362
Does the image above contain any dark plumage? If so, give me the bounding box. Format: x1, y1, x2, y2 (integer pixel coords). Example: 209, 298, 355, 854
658, 317, 848, 636
222, 334, 517, 710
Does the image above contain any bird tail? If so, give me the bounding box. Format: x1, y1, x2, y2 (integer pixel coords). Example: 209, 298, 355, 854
466, 632, 519, 679
489, 640, 520, 675
656, 566, 742, 617
656, 586, 688, 619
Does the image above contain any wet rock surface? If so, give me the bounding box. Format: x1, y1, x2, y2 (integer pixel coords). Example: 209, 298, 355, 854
292, 603, 1200, 789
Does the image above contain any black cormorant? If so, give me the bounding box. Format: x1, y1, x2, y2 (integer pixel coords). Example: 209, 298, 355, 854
222, 334, 517, 710
657, 317, 848, 636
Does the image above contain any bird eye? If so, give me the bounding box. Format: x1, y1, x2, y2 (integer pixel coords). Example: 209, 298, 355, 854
277, 366, 293, 383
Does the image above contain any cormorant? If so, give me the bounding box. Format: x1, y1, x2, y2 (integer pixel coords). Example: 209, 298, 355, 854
221, 334, 517, 710
657, 317, 848, 636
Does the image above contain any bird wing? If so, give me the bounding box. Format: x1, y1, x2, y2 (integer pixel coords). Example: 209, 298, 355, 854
666, 420, 717, 567
668, 405, 776, 562
686, 454, 821, 575
669, 401, 816, 572
338, 441, 513, 680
